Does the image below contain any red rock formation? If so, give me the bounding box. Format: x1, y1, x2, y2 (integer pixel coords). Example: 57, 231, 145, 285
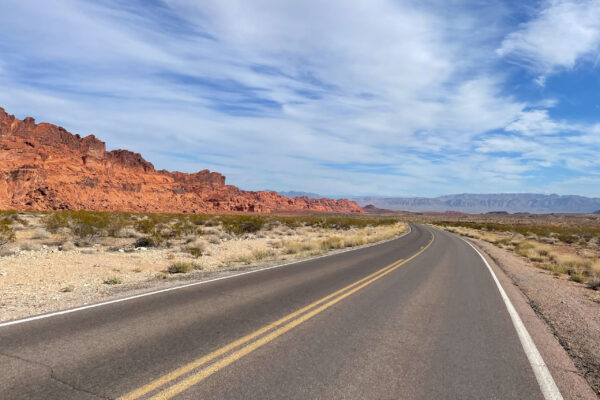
0, 108, 363, 214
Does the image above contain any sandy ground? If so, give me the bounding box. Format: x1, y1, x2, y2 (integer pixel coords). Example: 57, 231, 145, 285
472, 238, 600, 397
0, 222, 407, 322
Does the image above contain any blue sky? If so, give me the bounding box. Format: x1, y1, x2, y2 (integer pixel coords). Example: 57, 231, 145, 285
1, 0, 600, 197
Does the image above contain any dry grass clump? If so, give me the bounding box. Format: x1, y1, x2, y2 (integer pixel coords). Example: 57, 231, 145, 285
167, 262, 193, 274
237, 249, 277, 264
103, 276, 123, 285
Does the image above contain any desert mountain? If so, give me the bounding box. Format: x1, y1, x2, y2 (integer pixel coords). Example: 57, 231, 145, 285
0, 107, 363, 214
354, 193, 600, 214
277, 191, 323, 199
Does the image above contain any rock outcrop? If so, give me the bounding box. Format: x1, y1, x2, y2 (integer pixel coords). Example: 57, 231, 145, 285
0, 108, 363, 214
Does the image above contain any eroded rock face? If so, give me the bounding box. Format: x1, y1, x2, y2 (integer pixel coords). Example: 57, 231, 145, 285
0, 108, 363, 214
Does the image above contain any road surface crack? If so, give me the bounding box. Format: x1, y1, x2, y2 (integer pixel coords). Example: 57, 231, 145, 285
0, 350, 111, 399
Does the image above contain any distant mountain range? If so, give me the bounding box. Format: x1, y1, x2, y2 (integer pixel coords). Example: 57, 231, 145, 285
353, 193, 600, 214
278, 191, 324, 199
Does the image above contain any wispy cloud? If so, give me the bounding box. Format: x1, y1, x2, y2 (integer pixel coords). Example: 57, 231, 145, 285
497, 0, 600, 81
0, 0, 599, 196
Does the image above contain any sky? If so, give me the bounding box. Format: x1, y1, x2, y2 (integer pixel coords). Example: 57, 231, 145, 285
1, 0, 600, 198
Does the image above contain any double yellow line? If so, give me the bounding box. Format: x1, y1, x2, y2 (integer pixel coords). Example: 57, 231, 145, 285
119, 233, 434, 400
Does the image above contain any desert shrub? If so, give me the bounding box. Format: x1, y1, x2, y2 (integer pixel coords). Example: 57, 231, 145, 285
134, 237, 156, 248
103, 276, 123, 285
252, 249, 275, 261
556, 234, 578, 244
20, 242, 41, 251
135, 218, 159, 234
42, 212, 70, 233
167, 261, 195, 274
60, 285, 75, 293
31, 228, 50, 240
284, 241, 302, 254
58, 241, 76, 251
587, 275, 600, 290
188, 214, 211, 226
221, 216, 266, 235
154, 272, 169, 280
104, 212, 133, 236
0, 210, 17, 217
344, 234, 367, 247
493, 238, 511, 246
207, 235, 221, 244
42, 211, 122, 239
237, 254, 254, 264
68, 211, 111, 238
555, 254, 591, 275
169, 220, 200, 238
515, 241, 534, 257
187, 246, 203, 258
0, 220, 15, 246
569, 273, 586, 283
320, 236, 344, 250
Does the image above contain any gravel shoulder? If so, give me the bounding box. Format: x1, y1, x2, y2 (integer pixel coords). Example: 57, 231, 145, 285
471, 238, 600, 398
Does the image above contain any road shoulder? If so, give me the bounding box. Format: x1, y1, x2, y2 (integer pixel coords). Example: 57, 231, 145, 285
468, 238, 598, 400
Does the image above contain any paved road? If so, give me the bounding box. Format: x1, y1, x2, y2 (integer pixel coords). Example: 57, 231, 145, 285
0, 225, 549, 399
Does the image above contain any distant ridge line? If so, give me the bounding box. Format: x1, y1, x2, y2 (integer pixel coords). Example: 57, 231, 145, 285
353, 193, 600, 214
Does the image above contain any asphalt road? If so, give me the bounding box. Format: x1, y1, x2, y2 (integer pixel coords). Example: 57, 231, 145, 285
0, 224, 552, 399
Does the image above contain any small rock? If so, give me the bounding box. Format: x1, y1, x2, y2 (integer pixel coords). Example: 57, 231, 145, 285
42, 245, 47, 249
118, 248, 125, 253
93, 264, 101, 268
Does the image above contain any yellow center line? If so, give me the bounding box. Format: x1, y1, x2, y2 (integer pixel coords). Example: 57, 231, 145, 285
119, 233, 434, 400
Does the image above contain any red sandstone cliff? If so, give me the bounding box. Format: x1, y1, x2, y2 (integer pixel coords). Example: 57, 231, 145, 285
0, 107, 363, 214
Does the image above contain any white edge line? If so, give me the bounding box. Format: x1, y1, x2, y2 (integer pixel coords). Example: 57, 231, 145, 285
460, 237, 564, 400
0, 225, 412, 329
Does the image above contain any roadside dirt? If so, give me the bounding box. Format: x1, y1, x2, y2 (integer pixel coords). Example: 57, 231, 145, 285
473, 238, 600, 398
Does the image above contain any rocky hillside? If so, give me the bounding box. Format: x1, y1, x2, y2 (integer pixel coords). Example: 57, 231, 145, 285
354, 193, 600, 214
0, 108, 363, 214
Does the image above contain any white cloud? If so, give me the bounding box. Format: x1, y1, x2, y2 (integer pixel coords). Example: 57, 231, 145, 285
498, 0, 600, 76
505, 109, 572, 136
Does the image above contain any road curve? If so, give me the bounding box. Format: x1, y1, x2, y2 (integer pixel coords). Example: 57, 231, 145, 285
0, 224, 551, 399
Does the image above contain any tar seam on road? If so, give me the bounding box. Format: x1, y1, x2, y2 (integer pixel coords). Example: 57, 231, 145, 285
462, 238, 564, 400
0, 226, 412, 329
118, 233, 434, 400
